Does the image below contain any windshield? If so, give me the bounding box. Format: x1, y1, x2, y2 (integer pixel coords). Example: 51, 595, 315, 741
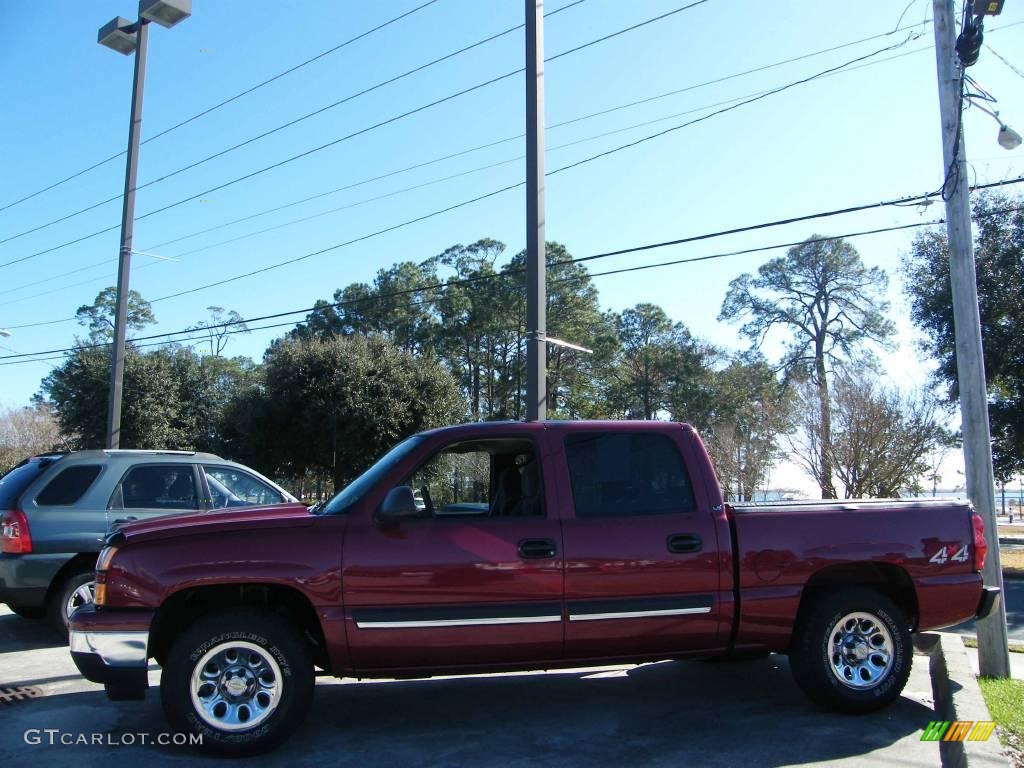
320, 435, 425, 515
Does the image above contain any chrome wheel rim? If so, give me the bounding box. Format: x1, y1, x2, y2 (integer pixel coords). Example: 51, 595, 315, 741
189, 641, 282, 731
65, 581, 95, 621
828, 611, 894, 689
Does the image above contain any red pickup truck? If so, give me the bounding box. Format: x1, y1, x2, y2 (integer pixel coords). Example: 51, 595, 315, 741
69, 421, 998, 756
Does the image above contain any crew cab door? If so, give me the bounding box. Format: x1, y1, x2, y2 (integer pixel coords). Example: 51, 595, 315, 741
554, 426, 727, 658
342, 430, 563, 671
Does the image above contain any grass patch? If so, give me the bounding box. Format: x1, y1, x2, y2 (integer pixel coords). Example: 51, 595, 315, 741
979, 677, 1024, 743
1002, 550, 1024, 578
962, 637, 1024, 654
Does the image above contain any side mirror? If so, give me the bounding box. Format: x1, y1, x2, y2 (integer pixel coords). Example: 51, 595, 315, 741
377, 486, 419, 521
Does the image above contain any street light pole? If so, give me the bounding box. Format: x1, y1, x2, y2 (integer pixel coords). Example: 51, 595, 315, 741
931, 0, 1010, 678
525, 0, 546, 422
106, 16, 148, 450
99, 0, 190, 448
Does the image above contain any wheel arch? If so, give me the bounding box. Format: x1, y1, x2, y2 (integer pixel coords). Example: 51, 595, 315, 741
149, 583, 329, 672
793, 562, 919, 648
44, 553, 97, 606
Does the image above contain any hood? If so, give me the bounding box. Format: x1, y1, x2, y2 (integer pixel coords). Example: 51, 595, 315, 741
111, 502, 314, 544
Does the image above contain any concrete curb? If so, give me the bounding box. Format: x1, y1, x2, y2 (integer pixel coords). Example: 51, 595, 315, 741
916, 632, 1011, 768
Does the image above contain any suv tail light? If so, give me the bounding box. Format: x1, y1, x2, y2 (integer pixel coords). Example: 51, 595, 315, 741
971, 512, 987, 572
1, 509, 32, 554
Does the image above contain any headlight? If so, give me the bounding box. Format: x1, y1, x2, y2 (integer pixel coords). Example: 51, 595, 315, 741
94, 545, 119, 605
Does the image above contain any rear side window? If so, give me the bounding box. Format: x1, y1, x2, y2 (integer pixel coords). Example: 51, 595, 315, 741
0, 463, 47, 508
36, 465, 102, 506
564, 432, 695, 518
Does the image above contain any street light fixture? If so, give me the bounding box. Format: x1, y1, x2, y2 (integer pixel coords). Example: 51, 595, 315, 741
98, 0, 190, 449
139, 0, 192, 28
97, 18, 137, 55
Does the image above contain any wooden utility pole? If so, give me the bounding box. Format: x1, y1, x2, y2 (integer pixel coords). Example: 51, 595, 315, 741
525, 0, 547, 421
932, 0, 1010, 678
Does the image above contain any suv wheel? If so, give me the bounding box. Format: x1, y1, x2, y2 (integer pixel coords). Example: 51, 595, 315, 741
789, 588, 911, 713
161, 610, 314, 756
49, 570, 95, 636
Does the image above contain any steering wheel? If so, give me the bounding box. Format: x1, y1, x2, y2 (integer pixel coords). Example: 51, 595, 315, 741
419, 485, 434, 516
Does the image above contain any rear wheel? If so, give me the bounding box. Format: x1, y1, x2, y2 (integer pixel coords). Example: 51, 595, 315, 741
48, 570, 95, 637
789, 588, 911, 713
161, 610, 314, 757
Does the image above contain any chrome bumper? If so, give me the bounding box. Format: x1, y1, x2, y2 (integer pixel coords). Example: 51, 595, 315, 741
69, 629, 149, 668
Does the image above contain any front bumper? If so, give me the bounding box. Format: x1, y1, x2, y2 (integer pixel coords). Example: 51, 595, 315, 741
69, 605, 152, 698
976, 586, 1001, 619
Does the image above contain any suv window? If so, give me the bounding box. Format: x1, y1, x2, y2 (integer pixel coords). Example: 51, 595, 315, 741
406, 438, 542, 518
202, 466, 284, 508
0, 461, 50, 508
36, 465, 102, 506
118, 465, 199, 510
564, 432, 695, 518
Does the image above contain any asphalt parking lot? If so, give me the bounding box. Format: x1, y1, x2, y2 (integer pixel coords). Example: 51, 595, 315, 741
0, 606, 959, 768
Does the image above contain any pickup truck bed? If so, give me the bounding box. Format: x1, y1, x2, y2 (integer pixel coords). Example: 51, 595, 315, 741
69, 420, 998, 756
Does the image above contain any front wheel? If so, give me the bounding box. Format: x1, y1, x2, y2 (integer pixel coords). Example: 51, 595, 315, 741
789, 588, 911, 713
160, 610, 314, 757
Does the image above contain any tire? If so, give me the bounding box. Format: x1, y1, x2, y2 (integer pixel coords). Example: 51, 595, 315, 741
160, 610, 314, 757
789, 588, 911, 714
48, 570, 96, 637
9, 605, 45, 620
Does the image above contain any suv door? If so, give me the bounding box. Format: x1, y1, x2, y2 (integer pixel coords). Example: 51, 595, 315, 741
108, 463, 202, 523
556, 426, 726, 658
342, 431, 563, 671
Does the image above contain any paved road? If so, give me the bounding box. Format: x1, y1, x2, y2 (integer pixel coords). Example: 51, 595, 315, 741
0, 607, 955, 768
950, 576, 1024, 642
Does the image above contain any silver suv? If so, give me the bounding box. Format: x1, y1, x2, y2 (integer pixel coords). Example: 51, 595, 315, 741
0, 450, 296, 634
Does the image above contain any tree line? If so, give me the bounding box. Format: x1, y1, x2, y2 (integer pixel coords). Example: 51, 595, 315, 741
6, 193, 1021, 501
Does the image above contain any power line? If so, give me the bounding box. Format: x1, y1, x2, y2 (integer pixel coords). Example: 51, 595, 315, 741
99, 34, 948, 304
0, 24, 936, 300
545, 31, 926, 179
7, 202, 1024, 368
986, 44, 1024, 81
0, 0, 443, 215
6, 14, 1022, 278
0, 0, 698, 260
4, 176, 1022, 349
0, 0, 590, 246
3, 28, 1019, 330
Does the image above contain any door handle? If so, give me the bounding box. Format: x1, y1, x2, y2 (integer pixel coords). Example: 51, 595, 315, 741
667, 534, 702, 554
518, 538, 557, 559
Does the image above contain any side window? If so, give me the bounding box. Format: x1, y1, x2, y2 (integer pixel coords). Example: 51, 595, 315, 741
36, 465, 102, 506
565, 432, 695, 518
405, 439, 542, 518
119, 465, 199, 510
202, 466, 284, 509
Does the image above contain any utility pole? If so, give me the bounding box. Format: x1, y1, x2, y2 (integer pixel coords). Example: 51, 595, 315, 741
106, 16, 149, 449
932, 0, 1010, 678
525, 0, 547, 421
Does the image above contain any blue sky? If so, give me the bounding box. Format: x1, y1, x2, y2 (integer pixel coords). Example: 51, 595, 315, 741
1, 0, 1022, 490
